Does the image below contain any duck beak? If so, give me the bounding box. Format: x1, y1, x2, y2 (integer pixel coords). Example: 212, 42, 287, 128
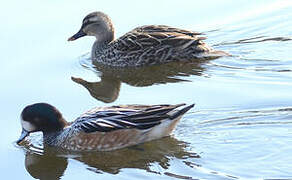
68, 29, 87, 41
17, 129, 29, 144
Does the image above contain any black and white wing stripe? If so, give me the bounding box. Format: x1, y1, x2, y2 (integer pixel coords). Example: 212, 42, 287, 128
72, 104, 194, 133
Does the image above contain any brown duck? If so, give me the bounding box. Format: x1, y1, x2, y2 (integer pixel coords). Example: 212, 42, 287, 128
68, 11, 228, 67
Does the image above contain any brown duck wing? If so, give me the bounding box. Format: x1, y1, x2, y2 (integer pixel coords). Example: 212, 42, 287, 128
72, 104, 194, 133
112, 25, 206, 52
133, 25, 202, 37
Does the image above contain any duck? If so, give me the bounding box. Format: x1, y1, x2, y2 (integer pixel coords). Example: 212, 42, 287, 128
17, 103, 194, 151
68, 11, 228, 67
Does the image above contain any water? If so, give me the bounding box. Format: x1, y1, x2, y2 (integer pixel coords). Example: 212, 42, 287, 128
1, 0, 292, 179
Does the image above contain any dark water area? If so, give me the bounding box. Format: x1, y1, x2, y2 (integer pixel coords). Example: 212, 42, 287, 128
1, 0, 292, 179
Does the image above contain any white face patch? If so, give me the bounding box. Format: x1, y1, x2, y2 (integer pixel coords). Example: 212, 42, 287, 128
21, 119, 36, 132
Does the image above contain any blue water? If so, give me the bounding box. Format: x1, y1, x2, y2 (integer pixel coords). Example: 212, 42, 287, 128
1, 0, 292, 179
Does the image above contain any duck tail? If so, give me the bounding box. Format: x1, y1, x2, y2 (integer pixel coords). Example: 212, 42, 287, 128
170, 104, 195, 120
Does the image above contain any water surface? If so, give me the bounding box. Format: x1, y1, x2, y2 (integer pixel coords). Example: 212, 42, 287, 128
1, 0, 292, 179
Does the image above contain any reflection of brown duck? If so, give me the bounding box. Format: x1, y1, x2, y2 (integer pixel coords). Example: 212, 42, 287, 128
23, 137, 200, 178
73, 61, 208, 103
72, 76, 120, 103
94, 60, 208, 87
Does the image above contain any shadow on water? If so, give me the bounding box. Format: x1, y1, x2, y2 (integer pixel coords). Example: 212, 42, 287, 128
73, 58, 211, 103
22, 137, 199, 179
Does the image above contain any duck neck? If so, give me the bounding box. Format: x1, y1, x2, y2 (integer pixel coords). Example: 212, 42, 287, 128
94, 33, 114, 49
92, 40, 109, 50
91, 24, 114, 59
42, 118, 68, 146
91, 40, 109, 59
43, 130, 63, 146
97, 32, 114, 44
94, 23, 114, 45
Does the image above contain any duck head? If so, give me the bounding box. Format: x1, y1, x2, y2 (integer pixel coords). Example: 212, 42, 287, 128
68, 11, 114, 43
17, 103, 67, 144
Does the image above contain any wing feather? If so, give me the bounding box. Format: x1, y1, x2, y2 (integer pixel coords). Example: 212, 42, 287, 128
112, 25, 206, 53
73, 104, 192, 133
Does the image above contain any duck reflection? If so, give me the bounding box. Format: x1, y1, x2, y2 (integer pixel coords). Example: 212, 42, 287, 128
23, 137, 199, 179
25, 151, 67, 180
73, 60, 208, 103
71, 76, 120, 103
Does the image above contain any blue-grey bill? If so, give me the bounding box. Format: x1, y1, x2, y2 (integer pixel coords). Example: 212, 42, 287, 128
17, 129, 29, 144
